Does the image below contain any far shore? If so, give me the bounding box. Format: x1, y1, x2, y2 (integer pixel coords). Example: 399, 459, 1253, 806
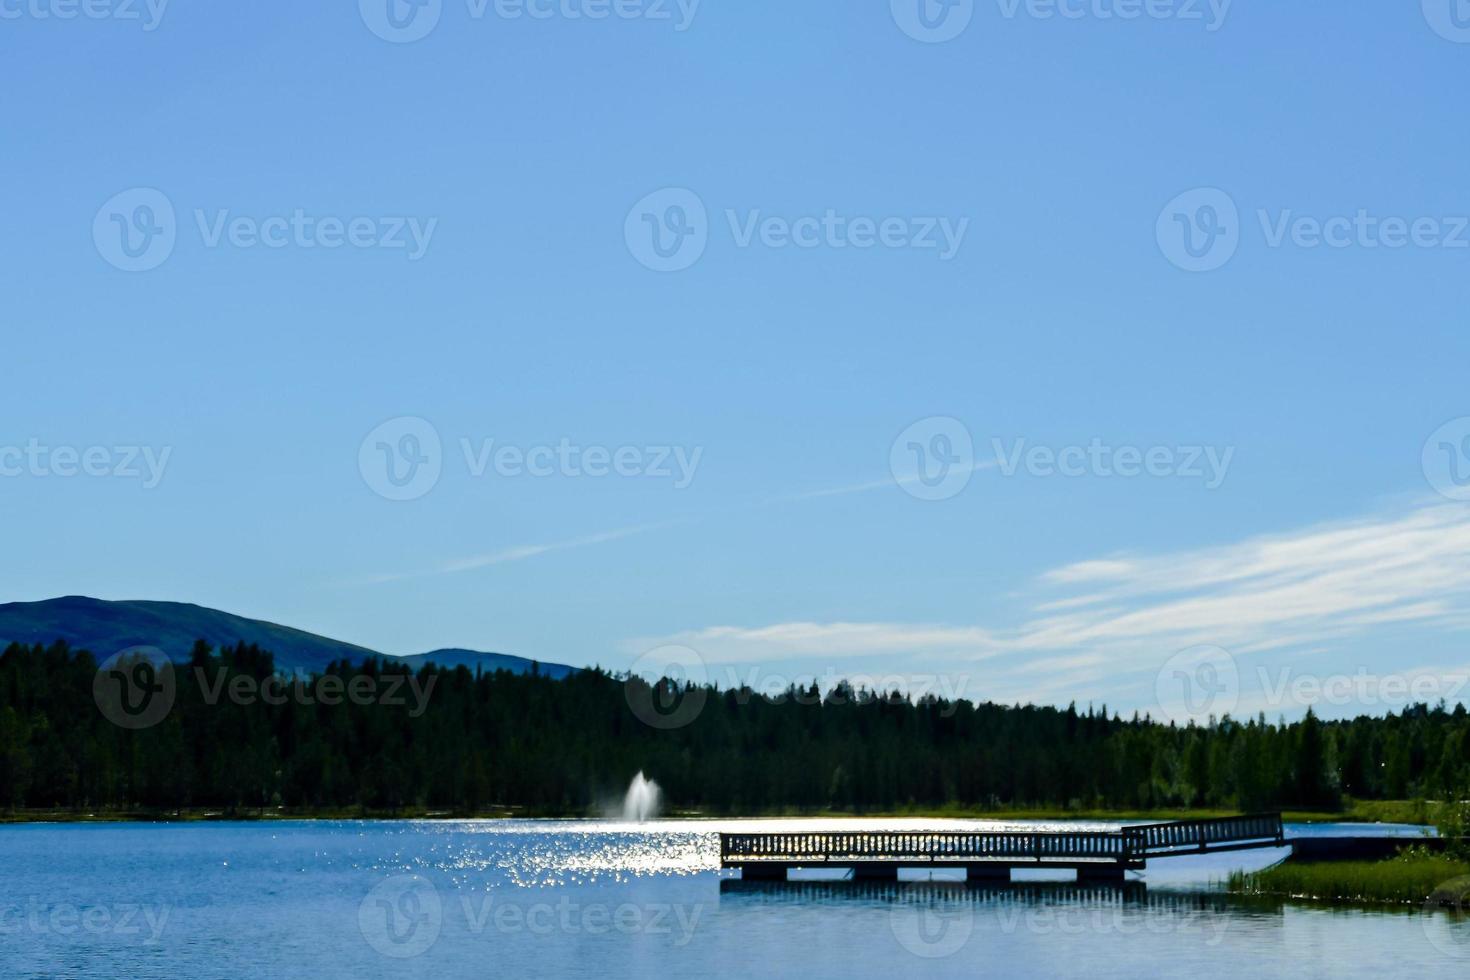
0, 800, 1440, 826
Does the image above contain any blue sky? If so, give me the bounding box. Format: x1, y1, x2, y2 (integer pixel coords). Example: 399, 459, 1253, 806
4, 2, 1470, 720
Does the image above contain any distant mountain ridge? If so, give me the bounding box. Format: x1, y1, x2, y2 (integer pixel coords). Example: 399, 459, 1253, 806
0, 596, 580, 678
395, 649, 578, 680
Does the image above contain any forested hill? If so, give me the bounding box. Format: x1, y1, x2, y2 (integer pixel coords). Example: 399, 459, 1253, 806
1, 639, 1467, 816
0, 596, 577, 677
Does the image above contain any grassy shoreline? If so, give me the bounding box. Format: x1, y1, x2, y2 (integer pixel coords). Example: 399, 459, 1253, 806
1229, 851, 1470, 907
0, 799, 1440, 825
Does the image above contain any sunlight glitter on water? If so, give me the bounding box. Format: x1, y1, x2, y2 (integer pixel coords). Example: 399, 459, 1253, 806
377, 817, 1137, 887
345, 816, 1429, 889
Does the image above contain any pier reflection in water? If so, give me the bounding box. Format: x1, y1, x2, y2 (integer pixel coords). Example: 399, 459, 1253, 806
720, 877, 1251, 958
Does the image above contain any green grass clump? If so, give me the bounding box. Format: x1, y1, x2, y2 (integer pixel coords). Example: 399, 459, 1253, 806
1229, 850, 1470, 906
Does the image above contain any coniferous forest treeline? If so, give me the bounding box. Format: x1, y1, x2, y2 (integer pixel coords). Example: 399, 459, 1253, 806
1, 640, 1468, 816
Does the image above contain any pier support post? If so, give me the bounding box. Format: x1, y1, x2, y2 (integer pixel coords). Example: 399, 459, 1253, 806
966, 865, 1012, 883
739, 864, 788, 882
1076, 865, 1127, 882
852, 864, 899, 881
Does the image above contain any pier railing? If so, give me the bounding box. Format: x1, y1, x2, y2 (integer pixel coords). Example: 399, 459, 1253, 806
719, 813, 1284, 867
1121, 813, 1284, 856
720, 829, 1133, 865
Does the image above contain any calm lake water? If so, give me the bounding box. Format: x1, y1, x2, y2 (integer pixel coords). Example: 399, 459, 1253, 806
1, 818, 1465, 978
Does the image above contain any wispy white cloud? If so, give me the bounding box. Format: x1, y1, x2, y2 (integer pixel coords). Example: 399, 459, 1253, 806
355, 522, 674, 586
1017, 502, 1470, 655
630, 500, 1470, 709
778, 459, 998, 502
636, 621, 1005, 665
353, 457, 994, 589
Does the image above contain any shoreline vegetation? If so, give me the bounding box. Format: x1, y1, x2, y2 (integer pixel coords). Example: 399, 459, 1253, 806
1229, 850, 1470, 907
0, 799, 1447, 825
4, 640, 1468, 834
1229, 802, 1470, 907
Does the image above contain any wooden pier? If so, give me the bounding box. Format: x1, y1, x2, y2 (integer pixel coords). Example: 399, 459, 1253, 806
720, 813, 1285, 882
